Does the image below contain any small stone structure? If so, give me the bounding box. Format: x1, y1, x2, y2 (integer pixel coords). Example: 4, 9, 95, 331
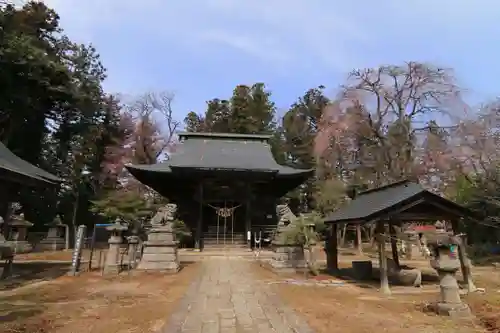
386, 257, 422, 287
399, 228, 430, 259
137, 204, 180, 273
270, 204, 307, 272
37, 216, 66, 251
427, 233, 471, 318
6, 213, 33, 253
0, 217, 13, 279
126, 235, 140, 269
103, 222, 128, 274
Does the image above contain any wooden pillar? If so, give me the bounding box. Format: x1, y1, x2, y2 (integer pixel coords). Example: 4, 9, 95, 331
356, 223, 363, 254
245, 196, 251, 249
451, 219, 477, 292
376, 220, 391, 295
325, 223, 339, 272
389, 221, 400, 269
195, 183, 203, 251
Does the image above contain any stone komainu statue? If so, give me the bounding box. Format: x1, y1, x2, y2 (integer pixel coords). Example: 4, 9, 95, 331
276, 204, 296, 226
150, 203, 177, 226
273, 204, 297, 245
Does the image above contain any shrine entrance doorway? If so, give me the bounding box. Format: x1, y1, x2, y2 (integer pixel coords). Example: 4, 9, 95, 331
204, 201, 246, 247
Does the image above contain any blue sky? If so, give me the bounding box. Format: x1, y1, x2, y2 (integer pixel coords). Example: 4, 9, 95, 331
43, 0, 500, 122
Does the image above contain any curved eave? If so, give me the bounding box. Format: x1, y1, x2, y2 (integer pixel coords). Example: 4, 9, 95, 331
0, 165, 57, 187
276, 166, 314, 177
125, 164, 179, 198
271, 167, 314, 197
0, 143, 62, 184
126, 163, 314, 199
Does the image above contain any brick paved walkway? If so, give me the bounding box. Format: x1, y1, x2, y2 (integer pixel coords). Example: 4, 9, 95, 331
163, 257, 314, 333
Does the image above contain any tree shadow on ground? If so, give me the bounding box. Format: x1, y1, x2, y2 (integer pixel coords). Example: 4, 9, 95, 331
0, 262, 69, 291
319, 265, 440, 290
0, 304, 44, 324
87, 259, 197, 274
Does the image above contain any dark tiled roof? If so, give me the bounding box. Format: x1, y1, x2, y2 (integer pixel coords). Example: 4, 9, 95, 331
127, 133, 312, 175
324, 180, 460, 223
125, 133, 313, 199
0, 142, 61, 185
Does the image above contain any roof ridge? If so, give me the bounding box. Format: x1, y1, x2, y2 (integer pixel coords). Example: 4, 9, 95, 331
358, 179, 418, 196
178, 132, 272, 141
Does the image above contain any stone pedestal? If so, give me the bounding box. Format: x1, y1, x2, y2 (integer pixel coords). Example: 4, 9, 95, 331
137, 225, 179, 273
126, 236, 140, 269
270, 204, 307, 273
270, 245, 307, 272
103, 223, 127, 275
104, 235, 123, 274
37, 223, 66, 251
0, 244, 13, 279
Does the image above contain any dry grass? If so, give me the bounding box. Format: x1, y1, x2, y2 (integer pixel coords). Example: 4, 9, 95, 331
0, 262, 200, 333
254, 256, 500, 333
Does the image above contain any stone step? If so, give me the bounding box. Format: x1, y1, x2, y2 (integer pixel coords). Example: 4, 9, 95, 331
202, 246, 251, 252
203, 241, 247, 246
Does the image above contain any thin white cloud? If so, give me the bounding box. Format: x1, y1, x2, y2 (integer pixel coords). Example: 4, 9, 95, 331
40, 0, 374, 72
39, 0, 500, 78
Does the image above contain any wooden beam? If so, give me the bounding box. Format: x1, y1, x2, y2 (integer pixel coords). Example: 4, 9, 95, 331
366, 198, 426, 225
429, 201, 479, 223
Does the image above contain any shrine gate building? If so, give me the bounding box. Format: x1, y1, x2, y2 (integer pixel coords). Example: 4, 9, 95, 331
125, 132, 313, 250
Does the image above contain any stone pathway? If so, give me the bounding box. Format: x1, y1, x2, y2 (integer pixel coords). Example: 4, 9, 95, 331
163, 256, 314, 333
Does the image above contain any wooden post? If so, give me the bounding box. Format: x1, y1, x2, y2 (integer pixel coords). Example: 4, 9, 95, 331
356, 223, 363, 254
245, 197, 251, 249
326, 223, 339, 272
389, 221, 400, 269
376, 220, 391, 295
245, 184, 252, 249
451, 219, 477, 292
195, 183, 203, 251
340, 223, 347, 247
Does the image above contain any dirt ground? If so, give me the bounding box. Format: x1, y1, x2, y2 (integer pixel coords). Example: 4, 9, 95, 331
0, 262, 200, 333
14, 249, 107, 262
254, 251, 500, 333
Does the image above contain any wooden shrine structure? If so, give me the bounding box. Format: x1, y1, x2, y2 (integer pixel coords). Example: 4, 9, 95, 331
324, 180, 480, 294
126, 132, 313, 250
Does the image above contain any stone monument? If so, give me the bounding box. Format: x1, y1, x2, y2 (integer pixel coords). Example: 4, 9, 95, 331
103, 220, 128, 274
37, 216, 66, 251
137, 204, 180, 273
427, 233, 472, 318
270, 204, 307, 272
6, 213, 33, 253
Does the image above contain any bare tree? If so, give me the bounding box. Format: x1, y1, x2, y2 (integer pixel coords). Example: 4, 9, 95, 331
123, 91, 180, 164
316, 62, 466, 187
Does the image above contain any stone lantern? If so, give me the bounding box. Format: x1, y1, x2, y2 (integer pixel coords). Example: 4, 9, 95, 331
37, 216, 66, 251
427, 233, 471, 318
103, 219, 128, 274
7, 213, 33, 253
